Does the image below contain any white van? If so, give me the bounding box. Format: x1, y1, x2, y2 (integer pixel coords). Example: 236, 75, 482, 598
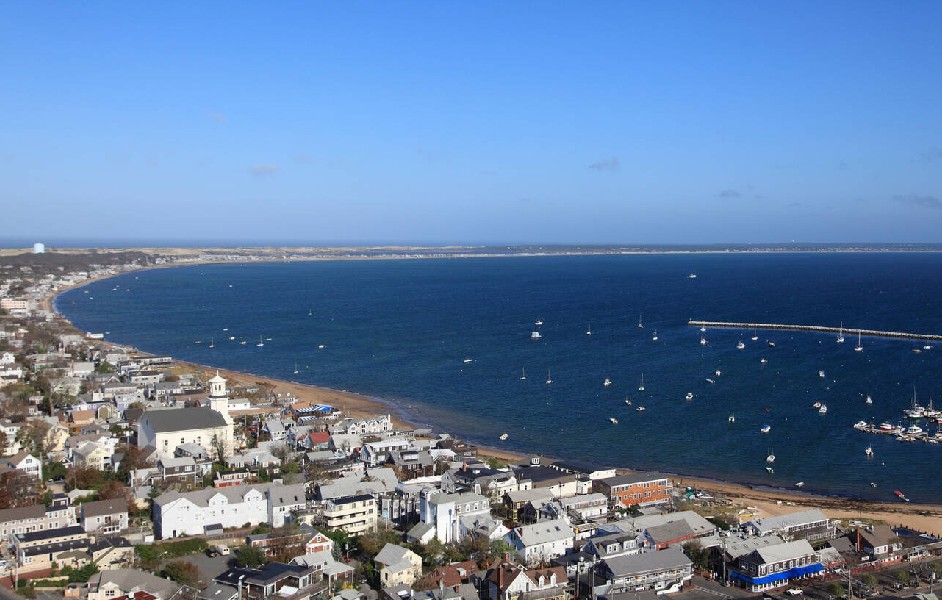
216, 544, 230, 555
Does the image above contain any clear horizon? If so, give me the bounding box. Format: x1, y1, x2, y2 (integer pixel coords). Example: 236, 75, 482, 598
2, 2, 941, 244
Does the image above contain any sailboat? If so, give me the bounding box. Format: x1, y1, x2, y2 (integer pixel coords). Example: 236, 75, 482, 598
586, 322, 592, 336
638, 314, 644, 329
837, 322, 845, 344
728, 414, 735, 423
293, 362, 300, 375
208, 336, 215, 349
854, 331, 863, 352
256, 335, 265, 348
545, 369, 552, 385
751, 328, 759, 341
652, 330, 658, 341
638, 373, 645, 392
737, 340, 745, 350
603, 377, 612, 387
766, 448, 776, 463
520, 368, 527, 380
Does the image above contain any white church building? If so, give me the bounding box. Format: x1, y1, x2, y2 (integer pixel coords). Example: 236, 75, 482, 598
137, 374, 235, 456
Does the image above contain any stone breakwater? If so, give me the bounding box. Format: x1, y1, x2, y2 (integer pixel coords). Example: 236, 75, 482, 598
688, 320, 942, 342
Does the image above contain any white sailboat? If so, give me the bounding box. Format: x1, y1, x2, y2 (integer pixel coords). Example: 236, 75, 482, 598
256, 335, 264, 347
293, 362, 299, 375
586, 322, 592, 336
737, 340, 745, 350
638, 314, 644, 329
837, 322, 845, 344
519, 368, 527, 381
603, 377, 612, 387
208, 336, 215, 349
854, 331, 863, 352
545, 369, 552, 385
751, 328, 759, 341
638, 373, 645, 392
766, 448, 776, 463
728, 414, 736, 423
652, 330, 658, 341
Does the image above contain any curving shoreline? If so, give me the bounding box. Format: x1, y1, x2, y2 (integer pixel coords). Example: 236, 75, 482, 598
48, 262, 942, 534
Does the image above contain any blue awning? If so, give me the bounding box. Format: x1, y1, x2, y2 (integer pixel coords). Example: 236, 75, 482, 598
731, 563, 824, 585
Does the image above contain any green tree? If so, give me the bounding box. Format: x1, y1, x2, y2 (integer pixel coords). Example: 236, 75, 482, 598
896, 570, 911, 585
683, 541, 709, 570
356, 529, 403, 559
237, 545, 266, 569
828, 582, 846, 598
861, 573, 877, 589
164, 561, 201, 588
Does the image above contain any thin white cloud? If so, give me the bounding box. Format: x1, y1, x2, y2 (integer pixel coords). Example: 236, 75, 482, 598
588, 157, 620, 171
894, 194, 942, 209
209, 111, 227, 123
249, 164, 280, 176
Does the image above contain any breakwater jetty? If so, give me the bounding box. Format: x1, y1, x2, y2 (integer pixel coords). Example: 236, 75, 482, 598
688, 320, 942, 342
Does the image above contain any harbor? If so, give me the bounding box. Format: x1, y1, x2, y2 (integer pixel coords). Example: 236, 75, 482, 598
688, 320, 942, 342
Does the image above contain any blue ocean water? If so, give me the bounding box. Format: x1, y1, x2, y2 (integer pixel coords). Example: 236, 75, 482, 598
57, 253, 942, 504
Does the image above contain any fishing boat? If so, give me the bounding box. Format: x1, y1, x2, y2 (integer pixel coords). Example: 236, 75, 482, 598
519, 368, 527, 381
904, 387, 926, 418
765, 467, 774, 474
638, 374, 645, 392
818, 370, 825, 378
609, 417, 618, 424
854, 331, 863, 352
761, 424, 771, 433
737, 340, 745, 350
531, 330, 542, 339
545, 369, 552, 385
878, 422, 895, 431
795, 481, 804, 488
700, 336, 707, 346
894, 490, 910, 502
500, 433, 508, 441
636, 406, 646, 412
818, 404, 828, 414
685, 392, 694, 401
865, 446, 874, 457
924, 398, 941, 419
604, 377, 612, 387
256, 336, 264, 348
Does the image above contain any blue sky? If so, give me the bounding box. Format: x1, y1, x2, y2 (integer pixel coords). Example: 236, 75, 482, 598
2, 2, 941, 246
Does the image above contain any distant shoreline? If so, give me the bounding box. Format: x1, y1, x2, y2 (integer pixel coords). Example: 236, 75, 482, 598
46, 255, 942, 534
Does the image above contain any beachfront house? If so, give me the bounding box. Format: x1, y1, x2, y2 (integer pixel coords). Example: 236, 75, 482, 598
745, 509, 834, 542
592, 473, 673, 508
729, 539, 823, 593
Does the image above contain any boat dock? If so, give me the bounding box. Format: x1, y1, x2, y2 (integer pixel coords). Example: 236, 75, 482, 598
688, 320, 942, 342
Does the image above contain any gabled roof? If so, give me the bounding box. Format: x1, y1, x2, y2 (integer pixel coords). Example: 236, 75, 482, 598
752, 539, 816, 564
83, 497, 128, 518
513, 519, 574, 546
142, 407, 227, 432
602, 547, 692, 577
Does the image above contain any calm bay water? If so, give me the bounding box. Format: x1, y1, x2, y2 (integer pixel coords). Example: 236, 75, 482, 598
57, 253, 942, 503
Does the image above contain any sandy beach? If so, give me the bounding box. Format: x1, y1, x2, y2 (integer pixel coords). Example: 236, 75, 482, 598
44, 260, 942, 535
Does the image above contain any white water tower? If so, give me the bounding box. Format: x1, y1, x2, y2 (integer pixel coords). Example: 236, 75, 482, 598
32, 242, 45, 254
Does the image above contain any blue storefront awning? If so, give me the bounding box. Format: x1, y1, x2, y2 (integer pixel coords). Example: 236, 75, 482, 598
731, 563, 824, 586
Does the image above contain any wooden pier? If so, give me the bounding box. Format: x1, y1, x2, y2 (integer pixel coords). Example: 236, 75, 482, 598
688, 320, 942, 342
